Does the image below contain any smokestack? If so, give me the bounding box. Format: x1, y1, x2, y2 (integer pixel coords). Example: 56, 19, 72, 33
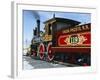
33, 27, 37, 36
37, 19, 40, 37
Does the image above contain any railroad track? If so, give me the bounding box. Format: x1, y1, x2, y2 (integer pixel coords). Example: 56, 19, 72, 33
31, 55, 79, 67
52, 60, 79, 67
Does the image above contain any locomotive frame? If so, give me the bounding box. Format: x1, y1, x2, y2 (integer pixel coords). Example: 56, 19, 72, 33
11, 1, 97, 78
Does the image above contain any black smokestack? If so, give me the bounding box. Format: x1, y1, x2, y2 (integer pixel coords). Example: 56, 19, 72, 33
33, 27, 37, 36
31, 11, 40, 37
37, 19, 40, 37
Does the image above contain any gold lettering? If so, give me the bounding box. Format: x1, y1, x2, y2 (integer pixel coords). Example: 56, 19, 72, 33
62, 24, 90, 34
82, 25, 89, 30
85, 25, 89, 30
63, 29, 70, 33
77, 27, 82, 31
70, 28, 77, 32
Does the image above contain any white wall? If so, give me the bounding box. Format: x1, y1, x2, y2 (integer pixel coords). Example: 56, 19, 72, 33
0, 0, 100, 80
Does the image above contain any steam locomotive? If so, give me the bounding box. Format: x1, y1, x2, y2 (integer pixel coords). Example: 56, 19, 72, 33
30, 16, 91, 66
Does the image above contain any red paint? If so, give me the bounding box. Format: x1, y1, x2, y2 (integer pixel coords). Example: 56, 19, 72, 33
47, 42, 54, 61
38, 43, 45, 60
58, 32, 90, 47
52, 47, 90, 53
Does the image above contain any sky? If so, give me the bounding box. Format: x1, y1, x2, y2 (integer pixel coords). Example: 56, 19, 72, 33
23, 10, 91, 48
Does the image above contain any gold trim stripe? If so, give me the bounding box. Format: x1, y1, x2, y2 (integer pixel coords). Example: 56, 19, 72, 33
52, 47, 91, 48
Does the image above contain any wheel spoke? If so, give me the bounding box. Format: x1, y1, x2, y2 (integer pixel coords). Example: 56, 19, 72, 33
47, 42, 54, 61
38, 43, 45, 60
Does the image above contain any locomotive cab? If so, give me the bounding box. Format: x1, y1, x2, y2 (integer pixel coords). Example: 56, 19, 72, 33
43, 17, 80, 42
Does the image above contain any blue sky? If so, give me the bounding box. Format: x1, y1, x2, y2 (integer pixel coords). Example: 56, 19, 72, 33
23, 10, 91, 48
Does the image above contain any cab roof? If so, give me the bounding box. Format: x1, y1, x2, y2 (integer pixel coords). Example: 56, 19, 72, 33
44, 17, 80, 25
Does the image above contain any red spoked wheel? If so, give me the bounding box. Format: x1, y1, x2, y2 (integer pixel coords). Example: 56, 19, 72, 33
38, 43, 45, 60
47, 42, 54, 61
